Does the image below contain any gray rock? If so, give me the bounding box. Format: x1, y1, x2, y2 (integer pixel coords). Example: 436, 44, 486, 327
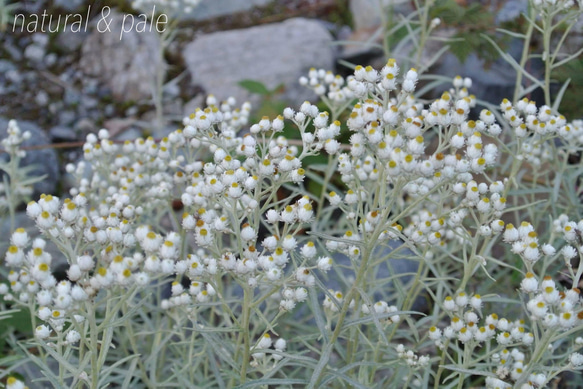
349, 0, 413, 31
56, 24, 90, 53
6, 69, 22, 84
75, 118, 96, 135
114, 127, 143, 142
31, 33, 49, 48
64, 89, 81, 106
184, 0, 273, 21
53, 0, 85, 11
35, 91, 49, 106
125, 106, 139, 117
44, 53, 57, 67
0, 60, 16, 73
24, 44, 45, 64
0, 118, 60, 197
556, 10, 583, 57
79, 10, 164, 102
494, 0, 527, 24
343, 0, 414, 59
3, 40, 23, 61
182, 18, 335, 108
58, 110, 76, 126
49, 126, 77, 142
104, 104, 116, 117
81, 96, 99, 110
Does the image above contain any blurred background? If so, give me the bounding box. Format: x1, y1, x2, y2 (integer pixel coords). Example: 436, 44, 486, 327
0, 0, 582, 200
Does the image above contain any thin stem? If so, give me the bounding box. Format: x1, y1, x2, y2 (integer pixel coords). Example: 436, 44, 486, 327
513, 4, 536, 104
542, 10, 553, 106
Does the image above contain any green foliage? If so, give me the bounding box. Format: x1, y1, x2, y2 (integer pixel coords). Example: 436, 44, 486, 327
0, 307, 32, 359
0, 0, 20, 32
554, 58, 583, 119
430, 0, 505, 64
238, 80, 274, 96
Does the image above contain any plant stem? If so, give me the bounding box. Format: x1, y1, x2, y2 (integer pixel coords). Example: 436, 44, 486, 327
240, 285, 252, 383
513, 4, 536, 104
541, 10, 553, 106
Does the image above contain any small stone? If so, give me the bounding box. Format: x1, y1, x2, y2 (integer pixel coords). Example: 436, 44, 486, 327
6, 70, 22, 84
103, 118, 137, 138
53, 0, 85, 12
24, 44, 45, 64
35, 91, 49, 106
81, 96, 99, 110
45, 53, 57, 67
494, 0, 527, 24
104, 104, 115, 117
75, 118, 96, 135
182, 18, 334, 108
125, 106, 139, 117
31, 33, 49, 48
56, 25, 90, 53
49, 126, 78, 142
59, 110, 76, 126
183, 0, 273, 21
0, 60, 16, 74
79, 10, 164, 102
64, 89, 81, 106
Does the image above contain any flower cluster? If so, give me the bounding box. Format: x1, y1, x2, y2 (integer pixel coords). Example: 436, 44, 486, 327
2, 57, 583, 387
395, 344, 430, 368
250, 333, 287, 364
503, 221, 556, 265
0, 120, 34, 212
429, 272, 583, 388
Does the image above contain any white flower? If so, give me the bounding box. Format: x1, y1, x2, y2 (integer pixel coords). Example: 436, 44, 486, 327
35, 324, 51, 339
541, 244, 556, 255
66, 330, 81, 344
469, 295, 482, 310
520, 272, 538, 293
266, 267, 282, 281
240, 225, 256, 242
274, 338, 286, 351
10, 228, 29, 248
503, 224, 519, 242
301, 242, 317, 258
7, 377, 27, 389
262, 236, 279, 251
257, 333, 272, 349
317, 256, 333, 272
455, 292, 469, 307
457, 327, 472, 343
295, 287, 308, 302
443, 296, 456, 311
428, 326, 442, 341
297, 203, 313, 222
282, 235, 297, 251
562, 245, 577, 260
280, 205, 296, 224
328, 191, 342, 205
570, 352, 583, 367
527, 299, 548, 318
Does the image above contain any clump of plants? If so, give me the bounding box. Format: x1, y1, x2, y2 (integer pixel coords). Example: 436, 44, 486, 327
1, 0, 583, 388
